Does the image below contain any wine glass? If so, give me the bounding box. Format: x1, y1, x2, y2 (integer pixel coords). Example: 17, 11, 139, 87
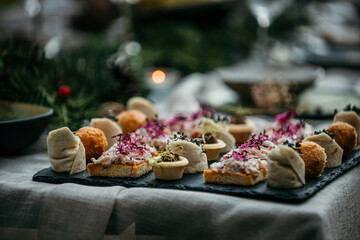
246, 0, 294, 66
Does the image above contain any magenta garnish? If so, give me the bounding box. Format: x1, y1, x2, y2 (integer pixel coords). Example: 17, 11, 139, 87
190, 105, 216, 120
167, 106, 216, 126
239, 133, 270, 149
288, 120, 306, 134
115, 133, 146, 156
166, 114, 187, 126
226, 133, 270, 161
270, 119, 307, 142
139, 119, 166, 139
275, 109, 296, 125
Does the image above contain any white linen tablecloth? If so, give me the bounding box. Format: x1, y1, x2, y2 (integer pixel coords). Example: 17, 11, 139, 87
0, 134, 359, 240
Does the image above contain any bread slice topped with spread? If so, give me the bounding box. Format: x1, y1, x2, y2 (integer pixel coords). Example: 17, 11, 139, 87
87, 133, 155, 178
204, 134, 275, 186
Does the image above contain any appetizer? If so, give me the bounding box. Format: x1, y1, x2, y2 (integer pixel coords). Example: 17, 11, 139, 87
166, 138, 208, 174
229, 115, 255, 144
150, 151, 189, 180
75, 126, 108, 162
90, 118, 122, 149
166, 106, 216, 138
87, 134, 153, 178
266, 110, 313, 144
267, 144, 305, 189
334, 110, 360, 145
127, 96, 157, 119
117, 109, 147, 133
135, 119, 170, 151
204, 134, 273, 186
47, 127, 86, 174
304, 131, 343, 168
201, 132, 226, 161
202, 118, 235, 153
298, 141, 327, 179
327, 122, 357, 155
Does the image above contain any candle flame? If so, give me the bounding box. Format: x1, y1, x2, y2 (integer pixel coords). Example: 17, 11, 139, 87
152, 70, 166, 84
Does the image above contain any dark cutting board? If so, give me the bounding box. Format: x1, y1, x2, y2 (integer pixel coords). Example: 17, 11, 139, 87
33, 149, 360, 202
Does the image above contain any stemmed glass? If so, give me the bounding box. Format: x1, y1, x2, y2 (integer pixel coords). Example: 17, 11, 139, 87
246, 0, 294, 67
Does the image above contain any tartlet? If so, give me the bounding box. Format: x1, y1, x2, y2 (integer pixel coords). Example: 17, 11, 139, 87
229, 117, 255, 144
201, 132, 226, 161
150, 152, 189, 180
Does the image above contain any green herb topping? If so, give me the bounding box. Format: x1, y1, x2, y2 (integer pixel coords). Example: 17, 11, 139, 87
160, 151, 180, 162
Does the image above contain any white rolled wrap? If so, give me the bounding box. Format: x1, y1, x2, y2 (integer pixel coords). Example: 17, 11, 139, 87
127, 96, 157, 119
202, 118, 235, 153
166, 140, 208, 173
268, 145, 305, 189
90, 118, 122, 149
47, 127, 86, 174
304, 133, 343, 168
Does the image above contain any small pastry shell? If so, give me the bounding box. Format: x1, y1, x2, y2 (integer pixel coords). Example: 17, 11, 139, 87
150, 156, 189, 180
203, 139, 226, 161
229, 120, 255, 144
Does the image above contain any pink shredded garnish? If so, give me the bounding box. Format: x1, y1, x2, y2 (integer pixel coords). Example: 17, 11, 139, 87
115, 133, 146, 156
166, 106, 216, 127
270, 119, 307, 142
166, 114, 187, 127
269, 110, 309, 143
225, 133, 270, 161
275, 109, 296, 125
239, 133, 270, 150
190, 105, 216, 120
138, 119, 167, 139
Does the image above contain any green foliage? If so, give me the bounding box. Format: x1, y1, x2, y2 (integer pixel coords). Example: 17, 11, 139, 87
133, 1, 307, 75
136, 20, 247, 75
0, 37, 144, 131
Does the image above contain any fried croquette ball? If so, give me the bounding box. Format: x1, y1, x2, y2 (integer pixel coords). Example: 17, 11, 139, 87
298, 141, 327, 179
75, 127, 108, 161
327, 122, 357, 155
116, 109, 147, 133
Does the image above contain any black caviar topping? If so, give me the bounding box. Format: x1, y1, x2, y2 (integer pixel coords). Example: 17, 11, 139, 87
314, 129, 335, 139
334, 104, 360, 115
283, 140, 302, 156
170, 132, 205, 150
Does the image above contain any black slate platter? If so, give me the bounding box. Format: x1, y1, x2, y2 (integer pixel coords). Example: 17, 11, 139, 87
33, 149, 360, 202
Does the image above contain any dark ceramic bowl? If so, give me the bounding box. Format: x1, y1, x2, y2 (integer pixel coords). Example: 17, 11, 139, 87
0, 101, 53, 155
